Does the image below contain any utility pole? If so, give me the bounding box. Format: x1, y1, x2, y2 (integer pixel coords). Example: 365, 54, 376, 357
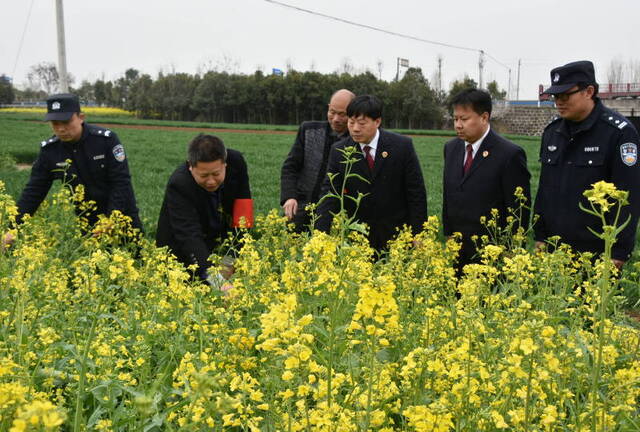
478, 50, 485, 89
437, 55, 443, 95
507, 68, 512, 100
396, 57, 409, 81
56, 0, 69, 93
516, 59, 521, 101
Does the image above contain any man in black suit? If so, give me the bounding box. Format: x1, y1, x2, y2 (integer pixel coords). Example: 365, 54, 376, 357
316, 95, 427, 251
156, 134, 252, 282
443, 88, 531, 271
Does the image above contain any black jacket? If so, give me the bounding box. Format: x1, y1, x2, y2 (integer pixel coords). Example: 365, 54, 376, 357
280, 121, 347, 206
315, 129, 427, 250
156, 149, 251, 278
16, 123, 142, 229
443, 128, 531, 264
534, 99, 640, 261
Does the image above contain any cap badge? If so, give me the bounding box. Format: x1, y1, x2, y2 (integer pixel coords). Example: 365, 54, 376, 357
52, 101, 61, 110
620, 142, 637, 166
553, 73, 560, 83
547, 145, 557, 152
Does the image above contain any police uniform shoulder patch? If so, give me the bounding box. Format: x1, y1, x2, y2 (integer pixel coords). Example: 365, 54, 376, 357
89, 126, 113, 137
620, 142, 638, 166
602, 111, 628, 130
112, 144, 126, 162
41, 135, 60, 147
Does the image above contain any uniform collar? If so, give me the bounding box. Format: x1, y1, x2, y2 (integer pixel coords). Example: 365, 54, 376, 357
558, 98, 602, 136
75, 122, 89, 143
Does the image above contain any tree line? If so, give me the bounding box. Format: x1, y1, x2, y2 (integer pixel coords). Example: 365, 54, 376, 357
2, 62, 509, 129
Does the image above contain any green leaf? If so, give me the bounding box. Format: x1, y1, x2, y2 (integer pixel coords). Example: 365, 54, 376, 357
348, 222, 369, 235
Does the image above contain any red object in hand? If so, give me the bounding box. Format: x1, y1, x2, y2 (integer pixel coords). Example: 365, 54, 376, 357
232, 199, 254, 228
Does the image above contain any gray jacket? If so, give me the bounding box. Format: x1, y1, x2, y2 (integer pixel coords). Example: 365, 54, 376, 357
280, 121, 346, 206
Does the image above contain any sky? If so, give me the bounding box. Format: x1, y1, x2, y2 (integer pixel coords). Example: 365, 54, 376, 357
2, 0, 639, 100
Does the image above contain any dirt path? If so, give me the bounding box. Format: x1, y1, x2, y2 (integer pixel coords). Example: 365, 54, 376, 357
95, 123, 297, 135
19, 118, 451, 139
95, 122, 453, 139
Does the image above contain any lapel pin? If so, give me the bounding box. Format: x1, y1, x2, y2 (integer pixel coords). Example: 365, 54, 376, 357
382, 151, 388, 158
482, 150, 489, 157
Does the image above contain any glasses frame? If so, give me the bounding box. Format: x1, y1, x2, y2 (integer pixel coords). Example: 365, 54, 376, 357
551, 87, 585, 102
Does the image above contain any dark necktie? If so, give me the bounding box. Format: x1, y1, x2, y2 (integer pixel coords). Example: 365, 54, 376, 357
363, 145, 374, 171
463, 143, 473, 175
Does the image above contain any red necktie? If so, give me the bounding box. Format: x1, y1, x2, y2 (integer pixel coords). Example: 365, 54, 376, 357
463, 143, 473, 174
363, 145, 374, 170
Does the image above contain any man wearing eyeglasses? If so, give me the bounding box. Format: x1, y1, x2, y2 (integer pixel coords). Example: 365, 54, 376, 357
534, 60, 640, 269
280, 89, 355, 232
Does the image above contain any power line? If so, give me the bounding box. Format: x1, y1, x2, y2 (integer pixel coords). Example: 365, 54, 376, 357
264, 0, 476, 52
264, 0, 511, 71
484, 52, 510, 71
12, 0, 36, 81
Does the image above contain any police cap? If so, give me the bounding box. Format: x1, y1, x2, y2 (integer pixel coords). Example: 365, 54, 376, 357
543, 60, 596, 95
45, 93, 81, 121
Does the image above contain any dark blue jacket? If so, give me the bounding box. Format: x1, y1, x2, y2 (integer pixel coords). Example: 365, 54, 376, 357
17, 123, 142, 229
534, 99, 640, 260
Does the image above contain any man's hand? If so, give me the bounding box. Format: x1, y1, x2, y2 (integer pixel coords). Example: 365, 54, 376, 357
219, 263, 235, 280
283, 198, 298, 220
1, 232, 15, 252
220, 282, 234, 296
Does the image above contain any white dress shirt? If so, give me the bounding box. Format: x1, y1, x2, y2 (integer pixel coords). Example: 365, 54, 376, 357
463, 125, 491, 166
359, 129, 380, 160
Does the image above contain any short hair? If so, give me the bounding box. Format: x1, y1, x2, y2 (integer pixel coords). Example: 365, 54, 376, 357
451, 88, 492, 117
347, 95, 383, 120
576, 81, 600, 100
187, 134, 227, 166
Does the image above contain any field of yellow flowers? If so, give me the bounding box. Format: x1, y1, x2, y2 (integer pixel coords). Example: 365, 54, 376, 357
1, 178, 639, 432
0, 107, 133, 117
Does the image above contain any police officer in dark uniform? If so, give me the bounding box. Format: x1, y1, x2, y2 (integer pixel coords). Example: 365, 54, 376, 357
5, 94, 142, 245
534, 61, 640, 268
